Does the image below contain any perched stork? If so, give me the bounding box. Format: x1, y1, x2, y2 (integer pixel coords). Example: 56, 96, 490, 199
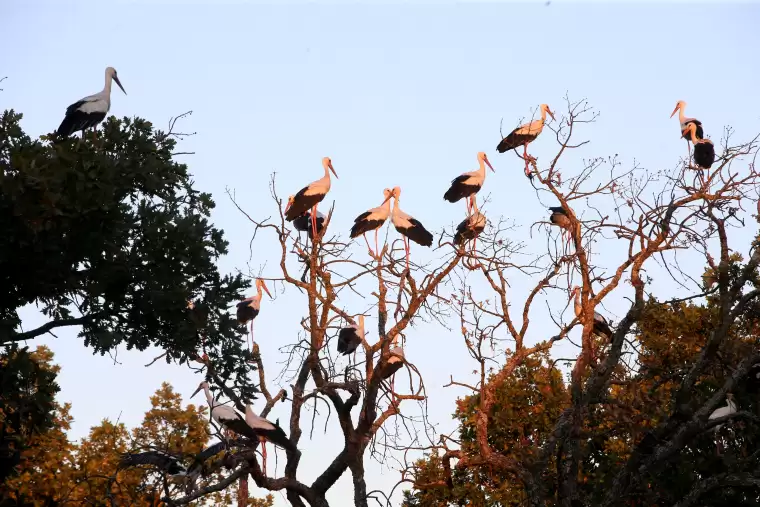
453, 197, 486, 253
349, 188, 394, 257
571, 286, 613, 342
191, 382, 261, 441
187, 299, 209, 361
378, 336, 405, 392
549, 206, 573, 247
683, 122, 715, 170
337, 314, 365, 356
285, 157, 338, 239
708, 393, 737, 454
236, 279, 272, 353
286, 195, 326, 241
391, 187, 434, 270
443, 152, 495, 216
56, 67, 126, 139
117, 441, 233, 492
496, 104, 555, 179
671, 100, 704, 141
244, 405, 297, 477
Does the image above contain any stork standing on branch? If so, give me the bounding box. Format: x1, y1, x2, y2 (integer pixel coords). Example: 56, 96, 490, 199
349, 188, 394, 258
378, 335, 405, 392
191, 381, 262, 442
118, 441, 233, 494
56, 67, 126, 139
337, 314, 365, 359
244, 404, 297, 476
236, 278, 272, 353
285, 157, 338, 240
671, 100, 704, 155
453, 196, 486, 254
443, 152, 495, 216
390, 187, 434, 271
683, 122, 716, 170
708, 393, 737, 454
549, 205, 574, 248
570, 286, 613, 343
286, 195, 325, 241
496, 104, 555, 179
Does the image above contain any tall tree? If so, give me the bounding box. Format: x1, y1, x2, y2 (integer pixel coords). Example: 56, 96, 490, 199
0, 109, 255, 481
2, 346, 273, 507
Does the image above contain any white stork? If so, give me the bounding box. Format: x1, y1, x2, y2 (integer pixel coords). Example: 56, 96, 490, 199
683, 122, 715, 170
118, 441, 232, 492
549, 205, 573, 247
708, 393, 737, 454
285, 157, 338, 239
496, 104, 555, 179
453, 196, 486, 253
671, 100, 704, 143
390, 187, 434, 271
286, 195, 326, 241
443, 152, 495, 216
337, 314, 365, 357
236, 279, 272, 353
378, 335, 405, 392
570, 286, 613, 342
349, 188, 394, 257
191, 382, 261, 442
244, 405, 297, 477
56, 67, 126, 139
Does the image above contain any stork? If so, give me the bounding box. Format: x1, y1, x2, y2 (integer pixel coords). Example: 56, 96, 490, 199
236, 279, 272, 353
708, 393, 737, 454
56, 67, 126, 139
549, 205, 573, 248
191, 382, 261, 442
453, 197, 486, 253
378, 335, 405, 392
683, 122, 715, 170
391, 187, 434, 271
349, 188, 394, 257
286, 195, 326, 241
337, 314, 365, 357
570, 286, 613, 342
443, 152, 495, 216
671, 100, 704, 140
117, 441, 234, 493
496, 104, 555, 179
285, 157, 338, 239
244, 404, 297, 476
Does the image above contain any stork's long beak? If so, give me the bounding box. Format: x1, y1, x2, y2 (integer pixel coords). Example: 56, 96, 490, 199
329, 162, 338, 179
546, 107, 555, 121
670, 104, 680, 118
113, 75, 127, 95
260, 279, 273, 299
191, 383, 203, 398
284, 199, 292, 213
484, 156, 495, 173
381, 193, 393, 205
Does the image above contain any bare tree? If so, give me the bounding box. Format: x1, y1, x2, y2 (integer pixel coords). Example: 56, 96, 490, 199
401, 97, 760, 506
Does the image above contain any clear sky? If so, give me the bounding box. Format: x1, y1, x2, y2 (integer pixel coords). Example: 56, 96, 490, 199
3, 1, 760, 505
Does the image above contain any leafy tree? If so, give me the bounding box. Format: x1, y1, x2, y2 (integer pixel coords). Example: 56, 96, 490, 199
1, 346, 273, 507
0, 109, 255, 481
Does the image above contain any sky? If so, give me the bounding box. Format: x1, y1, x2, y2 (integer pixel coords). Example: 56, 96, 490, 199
3, 1, 760, 505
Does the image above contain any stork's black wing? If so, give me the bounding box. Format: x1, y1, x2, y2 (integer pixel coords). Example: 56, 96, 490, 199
118, 451, 186, 474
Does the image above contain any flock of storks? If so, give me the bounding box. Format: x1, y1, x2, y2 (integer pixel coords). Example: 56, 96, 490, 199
53, 68, 723, 489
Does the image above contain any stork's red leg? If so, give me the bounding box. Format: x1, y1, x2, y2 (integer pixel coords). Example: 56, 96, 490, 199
311, 205, 318, 241
523, 143, 531, 178
375, 228, 380, 259
261, 440, 268, 476
466, 196, 472, 217
404, 237, 410, 272
363, 233, 374, 257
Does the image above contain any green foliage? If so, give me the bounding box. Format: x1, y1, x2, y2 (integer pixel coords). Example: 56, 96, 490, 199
0, 110, 258, 483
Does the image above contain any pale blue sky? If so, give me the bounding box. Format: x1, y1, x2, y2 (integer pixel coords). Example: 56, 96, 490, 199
3, 1, 760, 505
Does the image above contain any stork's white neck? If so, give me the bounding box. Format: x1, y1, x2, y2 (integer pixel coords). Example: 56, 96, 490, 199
678, 104, 686, 124
573, 289, 582, 318
202, 384, 214, 407
104, 70, 113, 95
